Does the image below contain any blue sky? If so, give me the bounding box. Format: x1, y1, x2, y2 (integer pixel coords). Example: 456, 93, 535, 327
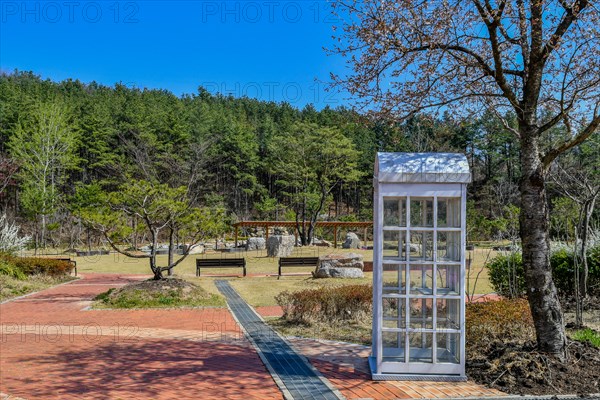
0, 1, 349, 108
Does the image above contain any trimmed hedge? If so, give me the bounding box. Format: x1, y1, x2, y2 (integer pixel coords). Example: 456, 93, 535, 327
275, 284, 372, 323
0, 253, 74, 277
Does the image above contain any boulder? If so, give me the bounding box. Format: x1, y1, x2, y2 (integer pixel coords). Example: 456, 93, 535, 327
246, 237, 266, 251
187, 244, 205, 255
342, 232, 362, 249
313, 253, 365, 278
267, 235, 295, 257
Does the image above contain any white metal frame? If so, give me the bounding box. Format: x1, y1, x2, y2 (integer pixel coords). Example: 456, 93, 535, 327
371, 154, 469, 381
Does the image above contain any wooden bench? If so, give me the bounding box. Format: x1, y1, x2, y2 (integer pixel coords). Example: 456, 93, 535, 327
196, 258, 246, 277
278, 257, 320, 278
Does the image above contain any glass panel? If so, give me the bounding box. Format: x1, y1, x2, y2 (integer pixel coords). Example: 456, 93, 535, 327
383, 263, 406, 294
384, 198, 406, 227
383, 230, 406, 260
382, 331, 405, 359
383, 297, 401, 318
437, 231, 461, 262
436, 265, 460, 295
436, 299, 461, 330
408, 264, 433, 295
436, 333, 460, 363
408, 332, 433, 362
410, 198, 433, 227
383, 318, 405, 329
409, 298, 433, 329
383, 298, 406, 329
409, 231, 433, 261
437, 198, 461, 228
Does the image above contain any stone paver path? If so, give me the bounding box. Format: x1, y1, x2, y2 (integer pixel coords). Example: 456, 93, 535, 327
216, 280, 343, 400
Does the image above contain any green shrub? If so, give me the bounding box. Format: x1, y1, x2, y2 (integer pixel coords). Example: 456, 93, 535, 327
0, 253, 73, 277
550, 246, 600, 295
487, 245, 600, 297
486, 252, 526, 298
275, 284, 372, 323
0, 259, 26, 280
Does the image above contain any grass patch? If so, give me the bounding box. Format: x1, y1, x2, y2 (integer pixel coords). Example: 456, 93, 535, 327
0, 274, 76, 301
93, 277, 225, 309
570, 328, 600, 348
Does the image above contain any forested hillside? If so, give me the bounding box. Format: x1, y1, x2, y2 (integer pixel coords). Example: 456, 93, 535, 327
0, 71, 596, 248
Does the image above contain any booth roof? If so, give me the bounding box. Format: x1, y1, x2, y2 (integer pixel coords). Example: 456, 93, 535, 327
375, 152, 472, 184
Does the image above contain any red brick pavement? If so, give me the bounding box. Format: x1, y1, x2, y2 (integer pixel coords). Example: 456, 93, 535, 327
0, 274, 281, 400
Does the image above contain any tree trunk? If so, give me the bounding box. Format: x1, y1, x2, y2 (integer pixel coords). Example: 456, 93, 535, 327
579, 198, 595, 299
150, 230, 162, 280
168, 227, 175, 276
519, 133, 566, 356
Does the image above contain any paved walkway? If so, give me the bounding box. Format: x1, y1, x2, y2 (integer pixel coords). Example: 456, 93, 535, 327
1, 274, 506, 399
216, 280, 343, 400
0, 274, 281, 400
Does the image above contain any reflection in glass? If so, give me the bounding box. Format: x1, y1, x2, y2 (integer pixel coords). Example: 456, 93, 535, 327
409, 298, 433, 329
384, 198, 407, 226
411, 198, 434, 227
436, 299, 460, 329
437, 231, 461, 261
436, 265, 460, 295
383, 230, 406, 260
383, 297, 400, 318
436, 333, 460, 363
437, 198, 461, 227
409, 264, 433, 295
382, 331, 405, 359
409, 231, 433, 261
383, 263, 406, 294
408, 332, 433, 362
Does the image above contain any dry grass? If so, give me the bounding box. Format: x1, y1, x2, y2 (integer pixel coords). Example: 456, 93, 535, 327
24, 246, 496, 308
0, 274, 77, 302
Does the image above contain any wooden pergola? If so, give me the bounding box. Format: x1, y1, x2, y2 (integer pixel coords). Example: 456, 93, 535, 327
232, 221, 373, 248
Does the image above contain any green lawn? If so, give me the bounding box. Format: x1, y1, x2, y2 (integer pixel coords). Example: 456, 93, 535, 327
69, 246, 373, 276
25, 246, 496, 308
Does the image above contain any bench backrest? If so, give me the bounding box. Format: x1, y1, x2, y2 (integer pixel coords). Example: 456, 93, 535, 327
279, 257, 320, 267
196, 258, 245, 267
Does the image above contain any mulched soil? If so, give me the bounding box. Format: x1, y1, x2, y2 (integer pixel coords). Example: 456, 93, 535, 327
467, 338, 600, 396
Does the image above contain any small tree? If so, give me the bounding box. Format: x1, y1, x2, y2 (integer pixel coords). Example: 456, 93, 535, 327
0, 213, 30, 254
8, 101, 79, 251
80, 179, 226, 280
269, 123, 360, 245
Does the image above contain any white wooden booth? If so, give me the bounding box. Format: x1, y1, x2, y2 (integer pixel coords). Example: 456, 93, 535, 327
370, 153, 471, 381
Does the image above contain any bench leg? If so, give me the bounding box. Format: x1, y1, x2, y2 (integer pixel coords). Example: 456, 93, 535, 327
243, 267, 246, 277
196, 267, 200, 277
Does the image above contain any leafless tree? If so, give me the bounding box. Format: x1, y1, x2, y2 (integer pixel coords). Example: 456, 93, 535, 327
330, 0, 600, 356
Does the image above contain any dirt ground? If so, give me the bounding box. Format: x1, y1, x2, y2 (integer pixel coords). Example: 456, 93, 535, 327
468, 296, 600, 396
467, 339, 600, 396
